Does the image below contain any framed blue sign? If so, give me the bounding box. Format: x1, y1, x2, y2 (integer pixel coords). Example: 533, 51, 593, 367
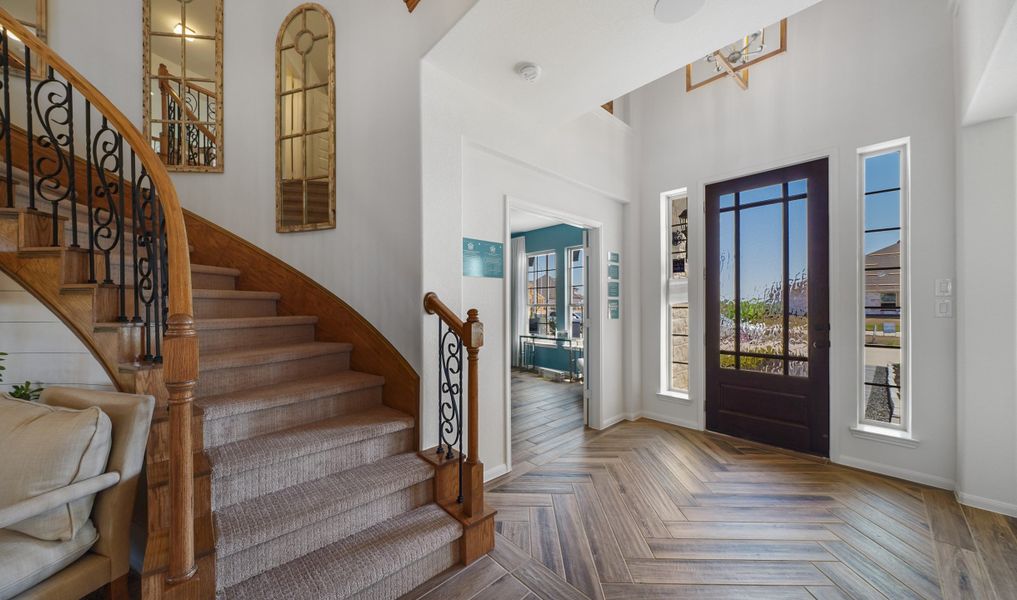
463, 238, 504, 278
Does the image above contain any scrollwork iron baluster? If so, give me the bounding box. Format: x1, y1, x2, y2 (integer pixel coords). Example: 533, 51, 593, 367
33, 67, 74, 246
437, 319, 465, 504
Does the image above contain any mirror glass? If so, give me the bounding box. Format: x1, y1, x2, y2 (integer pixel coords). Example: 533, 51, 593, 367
277, 4, 334, 232
0, 0, 47, 75
144, 0, 223, 172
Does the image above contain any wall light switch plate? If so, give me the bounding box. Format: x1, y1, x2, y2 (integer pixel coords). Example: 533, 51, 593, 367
935, 298, 953, 318
935, 278, 953, 297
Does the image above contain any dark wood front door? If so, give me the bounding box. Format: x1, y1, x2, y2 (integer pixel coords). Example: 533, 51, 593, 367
705, 158, 830, 456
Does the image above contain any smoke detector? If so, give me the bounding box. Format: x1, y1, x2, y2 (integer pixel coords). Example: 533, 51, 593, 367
515, 62, 542, 83
653, 0, 706, 23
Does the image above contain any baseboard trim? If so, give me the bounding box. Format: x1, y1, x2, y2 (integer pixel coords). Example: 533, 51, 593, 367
598, 412, 637, 429
834, 455, 954, 490
955, 490, 1017, 518
484, 463, 509, 483
635, 410, 702, 431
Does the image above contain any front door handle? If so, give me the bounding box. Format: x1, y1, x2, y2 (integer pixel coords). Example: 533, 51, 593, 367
812, 340, 831, 349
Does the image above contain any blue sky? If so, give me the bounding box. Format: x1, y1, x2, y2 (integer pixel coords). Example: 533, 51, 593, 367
719, 151, 900, 307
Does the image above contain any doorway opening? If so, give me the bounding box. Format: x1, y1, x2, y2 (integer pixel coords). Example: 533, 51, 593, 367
704, 158, 831, 456
507, 207, 593, 470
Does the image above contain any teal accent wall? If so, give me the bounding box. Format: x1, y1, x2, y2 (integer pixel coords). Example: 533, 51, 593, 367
512, 224, 585, 372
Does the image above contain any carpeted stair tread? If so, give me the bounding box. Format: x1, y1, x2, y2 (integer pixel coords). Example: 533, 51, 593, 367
216, 503, 461, 600
207, 407, 413, 478
197, 370, 383, 420
195, 314, 319, 331
199, 341, 352, 372
214, 452, 433, 558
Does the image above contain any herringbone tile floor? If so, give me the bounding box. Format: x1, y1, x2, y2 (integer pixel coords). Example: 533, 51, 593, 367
403, 377, 1017, 600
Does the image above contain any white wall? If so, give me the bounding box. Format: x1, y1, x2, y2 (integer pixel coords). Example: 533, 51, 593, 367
630, 0, 958, 488
421, 62, 637, 479
46, 0, 476, 374
0, 273, 113, 392
955, 117, 1017, 516
954, 0, 1017, 123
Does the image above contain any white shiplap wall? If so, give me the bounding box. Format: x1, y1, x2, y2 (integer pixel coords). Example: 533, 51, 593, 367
0, 272, 114, 392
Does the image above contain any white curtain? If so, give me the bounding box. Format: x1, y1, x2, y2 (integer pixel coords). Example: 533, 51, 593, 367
510, 237, 528, 367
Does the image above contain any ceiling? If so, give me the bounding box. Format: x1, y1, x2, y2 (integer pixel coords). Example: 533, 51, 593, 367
510, 209, 567, 234
426, 0, 824, 124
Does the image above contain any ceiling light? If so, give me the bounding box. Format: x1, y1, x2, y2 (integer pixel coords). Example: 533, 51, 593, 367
173, 22, 197, 41
653, 0, 706, 23
515, 62, 542, 83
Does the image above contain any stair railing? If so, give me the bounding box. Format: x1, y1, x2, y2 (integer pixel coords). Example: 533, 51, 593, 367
423, 292, 486, 517
0, 10, 200, 586
157, 64, 217, 167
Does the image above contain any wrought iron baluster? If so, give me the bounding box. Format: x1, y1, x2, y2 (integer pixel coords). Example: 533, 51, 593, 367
130, 152, 141, 323
33, 66, 74, 246
1, 28, 13, 209
23, 46, 34, 211
437, 320, 465, 504
65, 83, 77, 248
92, 117, 122, 286
154, 199, 167, 363
116, 136, 125, 321
84, 103, 95, 283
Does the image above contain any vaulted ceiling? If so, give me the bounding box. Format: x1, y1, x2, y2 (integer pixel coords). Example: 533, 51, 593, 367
426, 0, 824, 124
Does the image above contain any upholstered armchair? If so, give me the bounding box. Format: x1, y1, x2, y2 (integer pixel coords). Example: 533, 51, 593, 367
0, 388, 155, 600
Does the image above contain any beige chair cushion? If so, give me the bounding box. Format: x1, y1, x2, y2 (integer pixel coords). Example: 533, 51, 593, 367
0, 396, 111, 541
0, 521, 98, 600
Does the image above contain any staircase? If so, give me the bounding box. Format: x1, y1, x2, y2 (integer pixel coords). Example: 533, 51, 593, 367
0, 169, 467, 599
0, 10, 493, 600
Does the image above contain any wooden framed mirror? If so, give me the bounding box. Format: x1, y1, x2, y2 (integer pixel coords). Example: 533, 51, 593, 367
276, 3, 335, 233
143, 0, 223, 172
0, 0, 47, 76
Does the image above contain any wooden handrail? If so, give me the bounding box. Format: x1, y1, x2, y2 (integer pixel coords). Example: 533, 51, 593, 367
423, 292, 484, 517
0, 9, 199, 586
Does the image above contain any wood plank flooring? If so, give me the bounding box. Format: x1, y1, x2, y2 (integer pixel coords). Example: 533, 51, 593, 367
510, 370, 585, 469
404, 419, 1017, 600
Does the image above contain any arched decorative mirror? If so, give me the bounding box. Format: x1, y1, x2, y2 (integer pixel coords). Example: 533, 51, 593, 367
143, 0, 224, 172
0, 0, 47, 76
276, 3, 335, 232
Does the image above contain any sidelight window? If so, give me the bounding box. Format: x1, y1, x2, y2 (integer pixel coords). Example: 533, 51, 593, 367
668, 194, 690, 393
860, 142, 908, 429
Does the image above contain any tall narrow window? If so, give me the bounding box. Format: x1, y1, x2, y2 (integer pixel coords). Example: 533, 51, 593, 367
668, 194, 690, 393
860, 143, 908, 429
527, 252, 557, 337
566, 247, 585, 339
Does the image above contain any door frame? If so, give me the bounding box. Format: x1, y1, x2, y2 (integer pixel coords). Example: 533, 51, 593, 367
703, 157, 831, 456
502, 195, 604, 472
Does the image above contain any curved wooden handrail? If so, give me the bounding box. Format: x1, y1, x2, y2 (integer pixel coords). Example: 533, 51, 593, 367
423, 292, 465, 337
0, 9, 199, 585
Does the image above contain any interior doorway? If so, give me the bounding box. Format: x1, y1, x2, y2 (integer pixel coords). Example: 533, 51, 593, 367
704, 158, 831, 456
506, 206, 594, 470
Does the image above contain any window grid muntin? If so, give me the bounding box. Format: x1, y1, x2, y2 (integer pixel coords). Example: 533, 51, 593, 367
860, 146, 907, 430
566, 246, 585, 340
527, 251, 557, 336
719, 181, 809, 376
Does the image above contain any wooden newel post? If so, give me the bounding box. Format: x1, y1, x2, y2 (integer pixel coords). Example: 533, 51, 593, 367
462, 309, 484, 518
164, 314, 199, 585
